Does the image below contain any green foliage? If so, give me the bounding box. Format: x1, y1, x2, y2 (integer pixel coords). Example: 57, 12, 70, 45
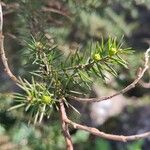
1, 0, 149, 149
8, 77, 56, 124
127, 140, 144, 150
0, 124, 5, 135
0, 122, 64, 150
9, 35, 132, 123
72, 130, 90, 143
95, 139, 111, 150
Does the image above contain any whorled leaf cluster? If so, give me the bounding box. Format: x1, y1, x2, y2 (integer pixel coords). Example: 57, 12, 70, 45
9, 35, 133, 124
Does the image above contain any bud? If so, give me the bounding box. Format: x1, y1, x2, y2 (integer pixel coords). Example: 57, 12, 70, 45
41, 95, 52, 104
109, 47, 117, 56
35, 42, 45, 49
93, 53, 101, 61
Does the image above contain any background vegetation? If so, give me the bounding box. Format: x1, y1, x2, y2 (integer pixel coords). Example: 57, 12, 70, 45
0, 0, 150, 149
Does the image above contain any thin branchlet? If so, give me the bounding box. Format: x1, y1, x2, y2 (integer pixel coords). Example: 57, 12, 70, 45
68, 48, 150, 103
0, 3, 19, 83
0, 2, 150, 150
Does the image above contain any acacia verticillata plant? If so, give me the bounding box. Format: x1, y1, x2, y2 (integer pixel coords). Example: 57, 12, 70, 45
0, 2, 150, 150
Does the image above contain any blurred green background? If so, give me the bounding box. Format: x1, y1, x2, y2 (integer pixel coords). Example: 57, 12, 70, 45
0, 0, 150, 150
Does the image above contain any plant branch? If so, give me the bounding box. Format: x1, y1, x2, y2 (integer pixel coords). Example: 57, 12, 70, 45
41, 6, 71, 20
139, 80, 150, 88
0, 2, 19, 83
62, 60, 95, 71
61, 56, 110, 72
3, 2, 19, 16
67, 48, 150, 103
65, 118, 150, 142
59, 100, 73, 150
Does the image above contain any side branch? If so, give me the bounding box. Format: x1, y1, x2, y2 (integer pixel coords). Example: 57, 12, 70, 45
139, 80, 150, 88
0, 3, 18, 83
65, 118, 150, 142
59, 101, 73, 150
41, 6, 71, 20
68, 48, 150, 103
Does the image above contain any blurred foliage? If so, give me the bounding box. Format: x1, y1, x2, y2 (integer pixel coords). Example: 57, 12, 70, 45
0, 0, 150, 149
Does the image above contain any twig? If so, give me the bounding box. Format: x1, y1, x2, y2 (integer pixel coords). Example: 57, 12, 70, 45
3, 2, 20, 16
59, 101, 73, 150
65, 118, 150, 142
0, 2, 3, 31
68, 48, 150, 103
41, 6, 71, 21
1, 2, 19, 16
0, 2, 19, 83
139, 80, 150, 88
0, 2, 150, 149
